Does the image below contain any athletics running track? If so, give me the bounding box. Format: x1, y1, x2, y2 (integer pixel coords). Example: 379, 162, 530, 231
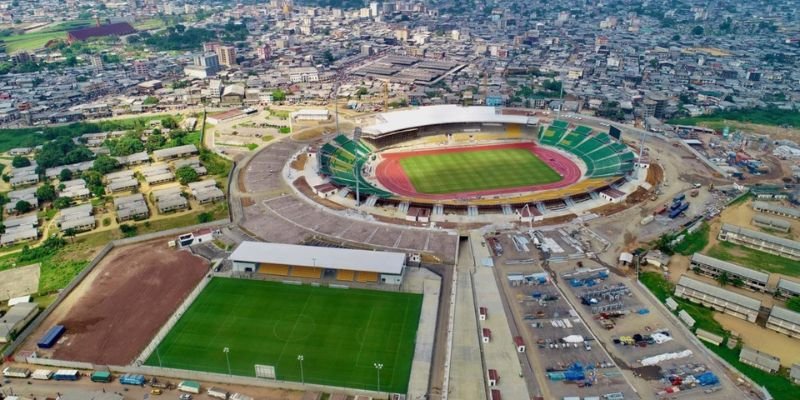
374, 142, 582, 201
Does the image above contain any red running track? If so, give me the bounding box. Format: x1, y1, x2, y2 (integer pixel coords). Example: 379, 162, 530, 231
374, 142, 582, 201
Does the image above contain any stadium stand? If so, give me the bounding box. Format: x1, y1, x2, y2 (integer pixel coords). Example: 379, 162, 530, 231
539, 123, 635, 179
318, 135, 392, 198
336, 269, 356, 281
356, 272, 379, 283
291, 266, 322, 279
260, 263, 290, 276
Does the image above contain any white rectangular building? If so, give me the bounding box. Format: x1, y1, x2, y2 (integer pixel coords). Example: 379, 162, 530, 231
674, 275, 761, 323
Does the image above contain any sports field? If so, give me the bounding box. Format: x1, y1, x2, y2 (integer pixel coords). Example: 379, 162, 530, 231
147, 278, 422, 393
398, 147, 562, 194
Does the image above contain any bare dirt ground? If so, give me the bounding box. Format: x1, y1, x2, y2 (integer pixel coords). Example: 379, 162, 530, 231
714, 312, 800, 367
22, 239, 209, 365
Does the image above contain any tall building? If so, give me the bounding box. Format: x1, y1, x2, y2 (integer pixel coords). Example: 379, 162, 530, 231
216, 46, 237, 67
643, 92, 668, 119
256, 44, 271, 62
194, 53, 220, 70
133, 60, 148, 76
203, 41, 222, 53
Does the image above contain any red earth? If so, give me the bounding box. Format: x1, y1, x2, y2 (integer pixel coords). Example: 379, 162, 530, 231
374, 142, 582, 201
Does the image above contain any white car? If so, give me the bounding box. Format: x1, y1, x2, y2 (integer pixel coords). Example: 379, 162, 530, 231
179, 395, 193, 400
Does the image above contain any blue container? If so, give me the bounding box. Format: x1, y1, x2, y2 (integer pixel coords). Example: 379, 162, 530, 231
119, 374, 146, 385
37, 325, 65, 349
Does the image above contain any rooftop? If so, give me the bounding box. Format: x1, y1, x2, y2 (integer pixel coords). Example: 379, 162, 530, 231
690, 253, 769, 283
721, 223, 800, 252
676, 275, 762, 311
362, 105, 536, 137
229, 241, 406, 275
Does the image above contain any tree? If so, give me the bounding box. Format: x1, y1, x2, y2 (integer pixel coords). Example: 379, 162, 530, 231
53, 196, 72, 209
63, 227, 77, 243
717, 271, 730, 286
15, 200, 32, 213
59, 168, 73, 181
175, 165, 199, 185
143, 96, 159, 105
161, 116, 179, 129
197, 212, 213, 223
146, 133, 167, 152
93, 154, 120, 174
107, 134, 144, 157
271, 89, 286, 102
36, 184, 57, 202
671, 34, 681, 41
119, 224, 138, 238
691, 26, 704, 36
11, 155, 31, 168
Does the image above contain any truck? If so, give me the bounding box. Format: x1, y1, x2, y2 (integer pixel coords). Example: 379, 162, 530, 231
673, 193, 686, 203
91, 371, 113, 383
32, 369, 54, 380
207, 387, 230, 399
119, 374, 145, 385
37, 324, 66, 348
53, 369, 80, 381
669, 203, 689, 219
2, 367, 31, 379
178, 380, 202, 394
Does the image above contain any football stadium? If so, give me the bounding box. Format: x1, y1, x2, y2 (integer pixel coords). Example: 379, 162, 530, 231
314, 105, 639, 214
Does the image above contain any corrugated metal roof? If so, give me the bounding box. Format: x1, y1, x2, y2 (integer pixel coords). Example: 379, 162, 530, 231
690, 253, 769, 283
739, 347, 780, 371
778, 278, 800, 295
769, 306, 800, 326
721, 223, 800, 251
753, 201, 800, 218
229, 241, 406, 275
676, 275, 762, 311
752, 214, 791, 229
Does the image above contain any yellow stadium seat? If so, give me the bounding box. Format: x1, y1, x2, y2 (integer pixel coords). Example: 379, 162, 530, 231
336, 269, 355, 281
259, 263, 290, 276
356, 272, 379, 283
291, 266, 322, 279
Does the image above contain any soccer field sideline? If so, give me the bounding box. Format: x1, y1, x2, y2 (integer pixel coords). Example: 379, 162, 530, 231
146, 278, 423, 393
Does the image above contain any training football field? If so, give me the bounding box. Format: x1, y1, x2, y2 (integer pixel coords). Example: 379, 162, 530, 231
147, 278, 422, 393
398, 147, 562, 194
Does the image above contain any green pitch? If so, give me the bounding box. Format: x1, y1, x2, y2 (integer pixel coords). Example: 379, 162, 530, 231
146, 278, 422, 393
399, 148, 562, 194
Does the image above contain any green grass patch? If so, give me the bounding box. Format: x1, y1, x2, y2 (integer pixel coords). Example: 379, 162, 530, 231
672, 223, 710, 255
2, 20, 92, 52
706, 241, 800, 278
705, 343, 798, 400
399, 148, 562, 194
261, 135, 275, 142
669, 107, 800, 129
134, 18, 166, 31
148, 278, 422, 392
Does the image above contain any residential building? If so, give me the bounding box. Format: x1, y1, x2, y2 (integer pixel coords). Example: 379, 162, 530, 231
766, 306, 800, 339
216, 45, 237, 67
114, 193, 149, 222
689, 253, 769, 292
752, 201, 800, 220
153, 187, 188, 213
719, 223, 800, 260
776, 278, 800, 300
674, 275, 761, 323
0, 302, 39, 343
739, 347, 780, 373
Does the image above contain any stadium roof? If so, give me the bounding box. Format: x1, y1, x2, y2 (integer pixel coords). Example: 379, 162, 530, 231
676, 275, 762, 311
362, 105, 537, 136
769, 306, 800, 326
229, 241, 406, 275
721, 223, 800, 251
690, 253, 769, 283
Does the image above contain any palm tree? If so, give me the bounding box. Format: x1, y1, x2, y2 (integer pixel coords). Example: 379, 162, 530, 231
717, 271, 730, 286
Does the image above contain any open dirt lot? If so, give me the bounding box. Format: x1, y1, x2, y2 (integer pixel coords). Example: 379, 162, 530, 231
21, 239, 209, 365
713, 313, 800, 367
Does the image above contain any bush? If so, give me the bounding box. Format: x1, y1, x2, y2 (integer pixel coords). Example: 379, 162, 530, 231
119, 224, 138, 238
102, 217, 111, 227
197, 212, 213, 223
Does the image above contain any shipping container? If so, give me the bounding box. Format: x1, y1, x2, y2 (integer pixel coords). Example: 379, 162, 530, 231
91, 371, 113, 383
3, 367, 31, 378
37, 325, 66, 348
32, 369, 53, 380
53, 369, 80, 381
119, 374, 145, 385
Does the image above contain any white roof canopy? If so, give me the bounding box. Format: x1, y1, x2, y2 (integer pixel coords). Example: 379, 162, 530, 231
229, 242, 406, 275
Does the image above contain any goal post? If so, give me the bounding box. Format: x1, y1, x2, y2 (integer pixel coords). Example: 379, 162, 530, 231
255, 364, 276, 379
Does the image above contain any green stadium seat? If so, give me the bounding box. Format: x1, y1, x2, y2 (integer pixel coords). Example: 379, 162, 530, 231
573, 126, 593, 135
